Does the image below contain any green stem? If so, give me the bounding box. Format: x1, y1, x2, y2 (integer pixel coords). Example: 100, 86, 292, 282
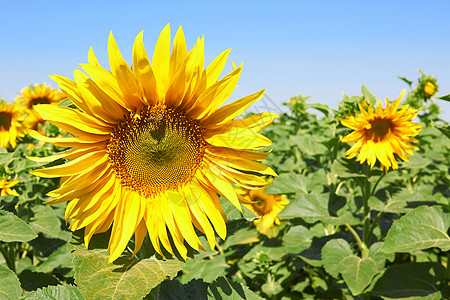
345, 224, 368, 257
445, 252, 450, 289
367, 211, 383, 240
0, 242, 15, 272
370, 172, 386, 196
361, 165, 372, 250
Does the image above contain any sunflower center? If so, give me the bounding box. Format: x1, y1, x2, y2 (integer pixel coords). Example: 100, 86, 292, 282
365, 118, 393, 142
28, 97, 51, 109
250, 192, 274, 215
107, 104, 206, 197
0, 112, 12, 131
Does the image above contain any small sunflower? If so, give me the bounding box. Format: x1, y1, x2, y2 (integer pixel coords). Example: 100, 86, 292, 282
237, 180, 289, 236
30, 25, 277, 262
0, 99, 25, 148
340, 90, 422, 171
423, 81, 436, 97
0, 179, 20, 197
15, 83, 66, 131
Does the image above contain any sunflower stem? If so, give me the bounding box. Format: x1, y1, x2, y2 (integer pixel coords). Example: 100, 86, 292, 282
0, 242, 16, 272
345, 224, 367, 257
361, 164, 372, 256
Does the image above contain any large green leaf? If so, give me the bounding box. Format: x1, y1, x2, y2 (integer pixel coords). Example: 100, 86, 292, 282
322, 239, 378, 296
70, 230, 184, 300
263, 173, 308, 194
156, 278, 208, 300
279, 194, 357, 225
289, 135, 328, 156
207, 277, 262, 299
371, 262, 445, 299
35, 244, 74, 273
0, 265, 22, 300
23, 284, 84, 300
180, 255, 229, 284
382, 205, 450, 253
0, 152, 14, 166
29, 205, 62, 238
0, 210, 37, 242
340, 256, 378, 296
321, 238, 353, 278
18, 270, 60, 291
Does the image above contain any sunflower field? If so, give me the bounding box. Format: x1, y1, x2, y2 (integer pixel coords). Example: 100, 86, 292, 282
0, 26, 449, 300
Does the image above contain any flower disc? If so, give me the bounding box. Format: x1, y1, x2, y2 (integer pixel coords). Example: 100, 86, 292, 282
108, 105, 206, 197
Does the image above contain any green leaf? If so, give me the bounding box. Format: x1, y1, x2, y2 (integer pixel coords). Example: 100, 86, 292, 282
368, 242, 394, 271
264, 173, 308, 194
156, 278, 208, 300
29, 205, 62, 238
382, 205, 450, 253
434, 123, 450, 139
397, 76, 413, 86
221, 226, 260, 250
279, 194, 357, 226
289, 135, 328, 156
371, 262, 445, 298
0, 210, 37, 242
306, 103, 330, 116
0, 152, 14, 166
0, 265, 22, 300
322, 239, 378, 296
18, 270, 60, 291
180, 255, 229, 284
340, 256, 378, 296
437, 94, 450, 102
207, 277, 263, 299
23, 284, 84, 300
361, 85, 377, 105
35, 244, 74, 273
72, 243, 184, 300
321, 238, 353, 278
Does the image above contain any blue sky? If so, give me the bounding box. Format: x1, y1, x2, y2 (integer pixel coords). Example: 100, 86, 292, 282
1, 1, 449, 119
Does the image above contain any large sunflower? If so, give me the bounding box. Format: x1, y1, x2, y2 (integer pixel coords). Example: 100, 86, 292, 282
15, 83, 66, 132
340, 90, 422, 171
0, 99, 25, 148
30, 25, 278, 262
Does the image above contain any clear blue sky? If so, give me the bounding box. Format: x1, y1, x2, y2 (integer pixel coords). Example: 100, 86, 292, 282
1, 1, 449, 120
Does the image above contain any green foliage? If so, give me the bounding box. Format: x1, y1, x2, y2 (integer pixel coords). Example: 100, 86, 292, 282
0, 72, 449, 299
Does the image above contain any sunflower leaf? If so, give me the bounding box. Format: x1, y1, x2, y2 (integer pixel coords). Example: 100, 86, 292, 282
22, 284, 84, 300
0, 210, 37, 242
370, 262, 446, 299
207, 277, 263, 300
0, 265, 22, 300
382, 205, 450, 253
71, 231, 184, 300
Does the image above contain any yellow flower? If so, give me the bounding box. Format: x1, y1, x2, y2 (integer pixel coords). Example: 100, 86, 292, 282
0, 179, 20, 197
0, 100, 25, 148
30, 25, 277, 262
237, 180, 289, 236
424, 81, 436, 97
15, 83, 66, 132
340, 90, 421, 171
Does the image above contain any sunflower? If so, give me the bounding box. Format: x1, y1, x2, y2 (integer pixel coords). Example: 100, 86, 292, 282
0, 179, 20, 197
340, 90, 422, 171
0, 99, 25, 148
15, 83, 66, 132
30, 25, 278, 262
236, 180, 289, 236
